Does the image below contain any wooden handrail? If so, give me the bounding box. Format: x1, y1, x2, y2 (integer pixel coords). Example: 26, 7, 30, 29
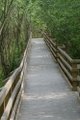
44, 33, 80, 91
0, 33, 32, 120
57, 47, 73, 63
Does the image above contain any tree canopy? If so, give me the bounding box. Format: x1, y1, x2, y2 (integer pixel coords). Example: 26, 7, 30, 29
0, 0, 80, 86
29, 0, 80, 58
0, 0, 30, 85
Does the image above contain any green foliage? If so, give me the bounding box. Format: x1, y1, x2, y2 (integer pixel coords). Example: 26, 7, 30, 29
30, 0, 80, 58
0, 0, 30, 85
0, 68, 5, 87
27, 0, 46, 36
0, 0, 80, 86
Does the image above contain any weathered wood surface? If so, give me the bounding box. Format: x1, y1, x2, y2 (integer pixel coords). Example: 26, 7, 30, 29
44, 34, 80, 90
17, 38, 80, 120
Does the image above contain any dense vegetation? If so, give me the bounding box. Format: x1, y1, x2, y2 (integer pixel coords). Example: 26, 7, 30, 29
0, 0, 80, 86
30, 0, 80, 59
0, 0, 30, 86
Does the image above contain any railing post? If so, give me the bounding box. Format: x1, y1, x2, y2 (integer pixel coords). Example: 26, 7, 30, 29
71, 61, 78, 91
56, 44, 59, 61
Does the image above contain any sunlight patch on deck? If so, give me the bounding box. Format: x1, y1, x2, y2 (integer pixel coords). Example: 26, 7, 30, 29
22, 92, 69, 101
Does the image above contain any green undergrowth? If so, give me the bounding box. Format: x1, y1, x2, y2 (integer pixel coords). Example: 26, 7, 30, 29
0, 69, 5, 87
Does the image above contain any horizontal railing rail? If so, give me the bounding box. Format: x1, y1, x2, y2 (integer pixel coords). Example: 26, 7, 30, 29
44, 33, 80, 91
44, 33, 57, 59
0, 33, 32, 120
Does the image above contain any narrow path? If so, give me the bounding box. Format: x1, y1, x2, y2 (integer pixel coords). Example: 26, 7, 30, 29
18, 38, 80, 120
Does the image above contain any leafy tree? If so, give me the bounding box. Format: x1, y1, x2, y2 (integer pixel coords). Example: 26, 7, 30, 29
0, 0, 30, 86
31, 0, 80, 58
0, 0, 80, 86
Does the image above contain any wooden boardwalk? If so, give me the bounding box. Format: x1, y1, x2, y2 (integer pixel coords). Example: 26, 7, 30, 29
17, 38, 80, 120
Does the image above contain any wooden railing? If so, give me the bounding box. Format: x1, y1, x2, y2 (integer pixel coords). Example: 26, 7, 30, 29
44, 33, 57, 60
0, 34, 32, 120
44, 33, 80, 91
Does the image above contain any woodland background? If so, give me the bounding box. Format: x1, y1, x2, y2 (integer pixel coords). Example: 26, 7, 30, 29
0, 0, 80, 86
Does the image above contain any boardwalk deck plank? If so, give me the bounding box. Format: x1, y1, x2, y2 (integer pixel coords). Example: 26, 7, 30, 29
17, 38, 80, 120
